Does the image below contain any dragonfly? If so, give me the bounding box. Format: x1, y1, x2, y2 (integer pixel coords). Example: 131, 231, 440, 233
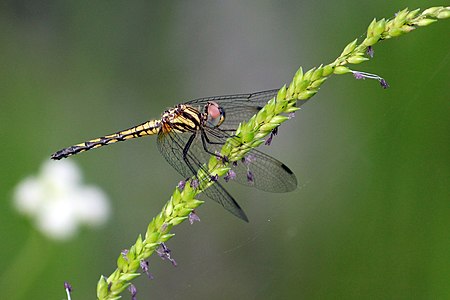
51, 89, 299, 222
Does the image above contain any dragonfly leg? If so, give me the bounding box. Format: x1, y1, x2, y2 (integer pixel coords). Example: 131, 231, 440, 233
181, 133, 217, 184
182, 132, 196, 161
201, 129, 226, 145
181, 136, 202, 184
200, 130, 228, 163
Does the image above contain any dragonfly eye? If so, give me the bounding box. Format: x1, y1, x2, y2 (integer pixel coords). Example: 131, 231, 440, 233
206, 101, 225, 127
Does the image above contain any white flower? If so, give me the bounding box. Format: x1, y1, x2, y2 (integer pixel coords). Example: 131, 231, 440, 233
13, 159, 111, 241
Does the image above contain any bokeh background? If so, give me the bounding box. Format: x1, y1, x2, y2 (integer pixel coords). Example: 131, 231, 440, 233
1, 1, 449, 299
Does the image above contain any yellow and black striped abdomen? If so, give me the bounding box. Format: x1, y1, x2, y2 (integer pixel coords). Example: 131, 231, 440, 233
51, 120, 161, 160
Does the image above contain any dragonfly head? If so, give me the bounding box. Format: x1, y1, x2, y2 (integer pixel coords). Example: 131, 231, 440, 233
205, 101, 225, 128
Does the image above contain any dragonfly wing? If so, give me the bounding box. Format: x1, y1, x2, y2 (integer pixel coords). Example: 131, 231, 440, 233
157, 128, 248, 222
228, 149, 297, 193
156, 127, 193, 179
201, 127, 297, 193
201, 181, 249, 222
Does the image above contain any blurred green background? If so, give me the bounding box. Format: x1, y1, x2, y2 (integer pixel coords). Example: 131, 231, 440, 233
1, 1, 449, 299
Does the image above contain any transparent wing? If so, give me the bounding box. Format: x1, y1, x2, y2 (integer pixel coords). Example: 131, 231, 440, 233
229, 150, 297, 193
184, 89, 280, 131
157, 128, 248, 222
202, 127, 297, 192
156, 128, 193, 180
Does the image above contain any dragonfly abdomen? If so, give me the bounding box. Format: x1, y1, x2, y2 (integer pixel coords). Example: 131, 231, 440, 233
51, 120, 161, 160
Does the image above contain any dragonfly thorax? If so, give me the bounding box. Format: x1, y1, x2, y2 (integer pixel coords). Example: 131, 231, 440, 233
160, 104, 202, 134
